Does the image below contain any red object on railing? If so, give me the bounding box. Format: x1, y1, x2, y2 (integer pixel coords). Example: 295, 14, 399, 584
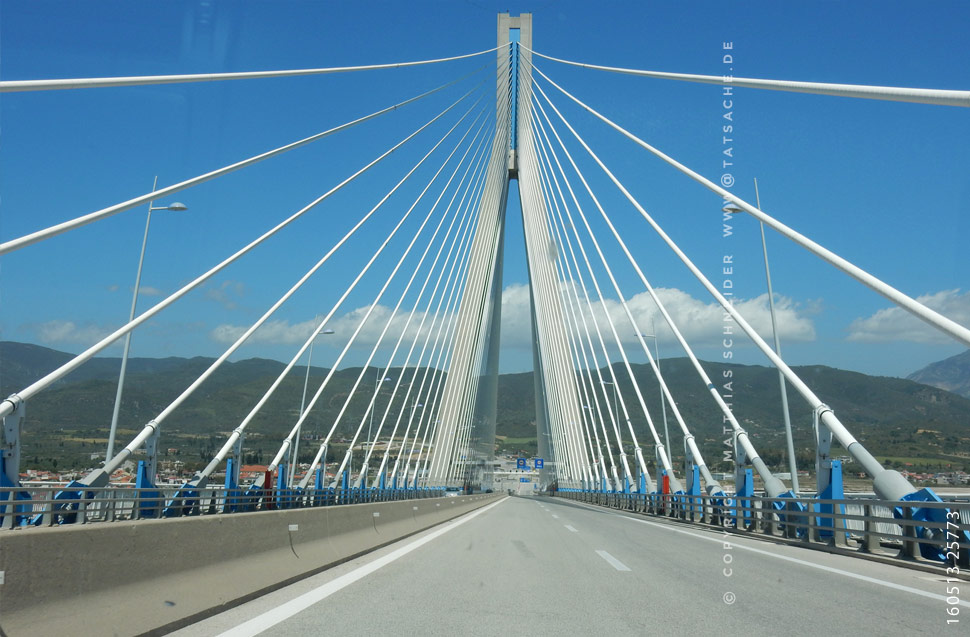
264, 470, 275, 510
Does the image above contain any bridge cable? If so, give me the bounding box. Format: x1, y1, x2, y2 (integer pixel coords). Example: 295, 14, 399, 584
530, 64, 916, 499
94, 91, 486, 486
378, 131, 493, 488
527, 94, 677, 491
529, 61, 970, 350
0, 78, 486, 424
193, 107, 490, 491
0, 44, 509, 93
526, 46, 970, 108
391, 119, 496, 488
349, 118, 494, 486
531, 94, 721, 494
238, 99, 486, 486
0, 69, 486, 257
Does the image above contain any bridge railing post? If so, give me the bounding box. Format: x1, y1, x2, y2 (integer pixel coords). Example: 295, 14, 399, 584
859, 503, 878, 553
898, 506, 919, 560
827, 496, 848, 548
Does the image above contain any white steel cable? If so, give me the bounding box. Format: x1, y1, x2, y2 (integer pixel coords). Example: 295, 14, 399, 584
532, 98, 717, 493
92, 94, 486, 483
0, 71, 484, 255
529, 92, 627, 488
518, 118, 589, 486
266, 99, 485, 481
390, 136, 493, 487
533, 72, 901, 497
526, 46, 970, 108
362, 59, 513, 477
354, 118, 492, 477
198, 110, 489, 489
0, 45, 507, 92
528, 92, 679, 490
408, 147, 491, 487
428, 90, 513, 485
374, 133, 491, 486
0, 83, 481, 423
530, 74, 790, 495
533, 132, 627, 488
530, 63, 970, 350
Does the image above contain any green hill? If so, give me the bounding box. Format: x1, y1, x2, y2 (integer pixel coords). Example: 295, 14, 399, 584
2, 341, 968, 473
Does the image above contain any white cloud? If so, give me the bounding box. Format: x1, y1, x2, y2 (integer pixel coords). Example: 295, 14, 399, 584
204, 280, 246, 311
31, 320, 115, 345
847, 288, 970, 344
138, 286, 164, 297
500, 283, 816, 350
209, 283, 817, 355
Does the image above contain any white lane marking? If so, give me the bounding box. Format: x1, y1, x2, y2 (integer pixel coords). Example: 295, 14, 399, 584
552, 514, 559, 519
616, 513, 970, 608
596, 550, 631, 571
564, 524, 578, 533
216, 498, 508, 637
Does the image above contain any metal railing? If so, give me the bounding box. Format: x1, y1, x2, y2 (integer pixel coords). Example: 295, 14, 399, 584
554, 489, 970, 570
0, 484, 445, 529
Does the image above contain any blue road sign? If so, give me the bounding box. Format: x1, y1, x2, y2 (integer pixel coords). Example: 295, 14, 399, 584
534, 458, 544, 469
520, 477, 531, 483
516, 458, 526, 469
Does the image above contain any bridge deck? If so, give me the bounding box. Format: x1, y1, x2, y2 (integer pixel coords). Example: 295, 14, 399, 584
175, 495, 960, 636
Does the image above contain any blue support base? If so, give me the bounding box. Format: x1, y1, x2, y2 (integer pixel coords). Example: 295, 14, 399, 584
224, 458, 242, 513
686, 465, 701, 515
135, 460, 162, 519
162, 482, 200, 518
0, 457, 31, 526
276, 465, 288, 509
734, 469, 753, 528
897, 487, 970, 562
815, 459, 845, 540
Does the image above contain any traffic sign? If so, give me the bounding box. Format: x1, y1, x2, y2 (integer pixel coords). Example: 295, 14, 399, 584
516, 458, 526, 469
520, 477, 531, 483
534, 458, 544, 469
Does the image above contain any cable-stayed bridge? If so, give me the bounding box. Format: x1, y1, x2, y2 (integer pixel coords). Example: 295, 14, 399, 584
1, 11, 969, 636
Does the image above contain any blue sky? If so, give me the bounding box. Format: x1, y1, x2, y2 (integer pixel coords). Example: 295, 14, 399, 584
2, 0, 968, 381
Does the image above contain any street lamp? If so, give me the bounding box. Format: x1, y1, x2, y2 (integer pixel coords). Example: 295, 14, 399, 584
290, 327, 335, 486
106, 177, 187, 463
722, 179, 800, 494
639, 325, 671, 466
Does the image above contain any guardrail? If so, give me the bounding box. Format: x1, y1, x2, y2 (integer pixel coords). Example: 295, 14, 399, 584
554, 489, 970, 570
0, 484, 451, 529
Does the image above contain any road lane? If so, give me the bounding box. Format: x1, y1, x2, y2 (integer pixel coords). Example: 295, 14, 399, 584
176, 495, 964, 636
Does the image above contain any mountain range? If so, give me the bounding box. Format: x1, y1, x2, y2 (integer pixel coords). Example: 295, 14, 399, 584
907, 350, 970, 399
1, 341, 968, 472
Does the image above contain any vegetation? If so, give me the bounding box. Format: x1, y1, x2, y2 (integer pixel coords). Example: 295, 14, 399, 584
2, 342, 969, 474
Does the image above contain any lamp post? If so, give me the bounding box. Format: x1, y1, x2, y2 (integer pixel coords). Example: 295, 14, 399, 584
639, 325, 671, 466
106, 177, 187, 464
723, 178, 800, 494
290, 328, 335, 486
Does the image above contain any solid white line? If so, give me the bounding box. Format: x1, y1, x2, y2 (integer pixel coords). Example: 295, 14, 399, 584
596, 550, 631, 572
215, 498, 507, 637
617, 513, 970, 608
565, 525, 578, 533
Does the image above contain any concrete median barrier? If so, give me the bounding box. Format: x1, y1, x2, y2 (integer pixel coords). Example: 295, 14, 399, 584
0, 493, 502, 636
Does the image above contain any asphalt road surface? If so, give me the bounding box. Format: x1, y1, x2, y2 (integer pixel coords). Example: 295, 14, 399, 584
174, 495, 968, 636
